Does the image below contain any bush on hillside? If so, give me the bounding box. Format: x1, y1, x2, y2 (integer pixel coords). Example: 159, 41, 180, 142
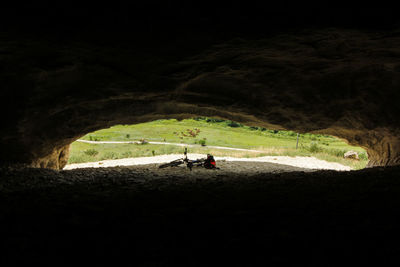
308, 142, 322, 153
226, 121, 242, 127
199, 138, 207, 146
206, 118, 224, 123
83, 149, 99, 156
89, 135, 100, 141
359, 152, 368, 160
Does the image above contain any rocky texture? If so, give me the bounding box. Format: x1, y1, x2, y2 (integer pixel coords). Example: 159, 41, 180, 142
30, 144, 70, 169
2, 165, 400, 265
1, 28, 400, 169
344, 151, 359, 160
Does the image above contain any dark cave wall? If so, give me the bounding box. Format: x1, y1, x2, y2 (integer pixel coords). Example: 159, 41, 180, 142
1, 28, 400, 169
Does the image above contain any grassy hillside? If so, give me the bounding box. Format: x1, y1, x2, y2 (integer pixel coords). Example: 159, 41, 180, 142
69, 118, 368, 169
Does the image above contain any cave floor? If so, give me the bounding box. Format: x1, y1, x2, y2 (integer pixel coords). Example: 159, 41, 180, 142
1, 164, 400, 266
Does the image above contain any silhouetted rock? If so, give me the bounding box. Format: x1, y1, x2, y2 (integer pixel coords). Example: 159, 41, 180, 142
1, 23, 400, 169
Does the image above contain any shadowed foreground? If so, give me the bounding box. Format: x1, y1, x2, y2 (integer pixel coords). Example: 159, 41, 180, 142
1, 165, 400, 266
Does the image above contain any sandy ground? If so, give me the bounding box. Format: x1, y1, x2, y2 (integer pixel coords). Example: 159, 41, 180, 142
64, 153, 351, 171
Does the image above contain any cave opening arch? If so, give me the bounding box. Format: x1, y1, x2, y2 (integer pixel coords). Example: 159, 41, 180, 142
1, 29, 400, 169
64, 117, 368, 171
20, 96, 387, 171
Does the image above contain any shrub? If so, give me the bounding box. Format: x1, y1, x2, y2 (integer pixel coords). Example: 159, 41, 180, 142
199, 138, 207, 146
193, 117, 202, 121
206, 118, 224, 123
126, 134, 130, 139
83, 149, 99, 156
227, 121, 242, 128
359, 152, 368, 160
308, 142, 322, 153
88, 136, 100, 141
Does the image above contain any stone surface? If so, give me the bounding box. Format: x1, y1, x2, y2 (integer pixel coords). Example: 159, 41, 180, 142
1, 165, 400, 265
1, 27, 400, 169
344, 151, 359, 160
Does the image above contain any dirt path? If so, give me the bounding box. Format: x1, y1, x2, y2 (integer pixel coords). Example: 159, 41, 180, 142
64, 153, 351, 171
77, 139, 264, 153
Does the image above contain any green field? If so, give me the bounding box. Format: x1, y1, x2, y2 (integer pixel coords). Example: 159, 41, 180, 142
69, 118, 368, 169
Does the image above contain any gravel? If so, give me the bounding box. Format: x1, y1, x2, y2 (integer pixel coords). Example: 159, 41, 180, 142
64, 153, 351, 171
0, 155, 350, 193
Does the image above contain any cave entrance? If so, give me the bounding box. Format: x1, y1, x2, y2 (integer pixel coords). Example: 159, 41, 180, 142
64, 118, 368, 171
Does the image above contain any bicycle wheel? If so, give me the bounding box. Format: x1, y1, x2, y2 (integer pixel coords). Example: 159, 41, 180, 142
192, 159, 205, 167
158, 159, 184, 168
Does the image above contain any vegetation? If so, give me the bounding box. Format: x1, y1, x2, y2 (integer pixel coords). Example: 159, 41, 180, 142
83, 148, 99, 157
69, 118, 369, 169
198, 138, 207, 146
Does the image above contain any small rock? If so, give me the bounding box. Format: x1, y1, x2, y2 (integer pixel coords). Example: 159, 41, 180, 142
344, 151, 359, 160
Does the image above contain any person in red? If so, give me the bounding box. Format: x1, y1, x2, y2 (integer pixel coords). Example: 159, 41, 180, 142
204, 154, 216, 169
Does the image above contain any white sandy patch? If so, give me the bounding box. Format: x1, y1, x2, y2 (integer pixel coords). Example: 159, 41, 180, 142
63, 153, 351, 171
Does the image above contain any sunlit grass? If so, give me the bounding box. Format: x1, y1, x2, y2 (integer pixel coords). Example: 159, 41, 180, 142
69, 118, 369, 169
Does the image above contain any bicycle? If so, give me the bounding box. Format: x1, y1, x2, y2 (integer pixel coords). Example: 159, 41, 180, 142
158, 148, 206, 170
